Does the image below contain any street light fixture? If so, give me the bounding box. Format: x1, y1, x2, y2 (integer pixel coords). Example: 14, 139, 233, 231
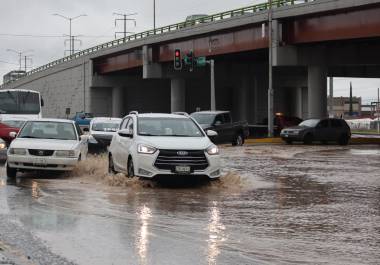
53, 13, 87, 55
6, 49, 34, 70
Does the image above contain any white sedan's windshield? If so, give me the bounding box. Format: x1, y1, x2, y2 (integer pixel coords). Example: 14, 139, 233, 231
19, 121, 77, 140
92, 121, 120, 132
138, 117, 204, 137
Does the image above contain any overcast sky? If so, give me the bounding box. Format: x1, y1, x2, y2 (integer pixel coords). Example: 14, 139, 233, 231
0, 0, 379, 104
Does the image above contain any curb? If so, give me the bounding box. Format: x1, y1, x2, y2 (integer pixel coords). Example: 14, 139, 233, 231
246, 137, 380, 145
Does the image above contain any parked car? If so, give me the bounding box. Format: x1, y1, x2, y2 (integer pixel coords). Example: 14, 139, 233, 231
72, 112, 94, 129
190, 111, 249, 146
0, 118, 27, 146
280, 118, 351, 145
260, 114, 303, 136
88, 117, 122, 148
108, 112, 221, 179
0, 138, 6, 162
6, 119, 88, 178
274, 114, 303, 133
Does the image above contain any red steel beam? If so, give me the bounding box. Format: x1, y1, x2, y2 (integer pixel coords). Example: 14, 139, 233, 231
159, 26, 268, 62
285, 6, 380, 44
94, 6, 380, 74
95, 51, 142, 74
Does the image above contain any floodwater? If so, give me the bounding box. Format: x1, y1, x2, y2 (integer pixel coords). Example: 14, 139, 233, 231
0, 144, 380, 265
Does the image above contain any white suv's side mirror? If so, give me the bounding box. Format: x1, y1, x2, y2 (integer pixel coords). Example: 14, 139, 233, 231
9, 131, 17, 138
206, 130, 218, 137
118, 129, 133, 138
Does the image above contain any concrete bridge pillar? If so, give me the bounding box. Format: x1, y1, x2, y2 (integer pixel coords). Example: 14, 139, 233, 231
234, 75, 249, 121
296, 86, 303, 119
308, 66, 327, 119
171, 78, 185, 112
112, 86, 123, 117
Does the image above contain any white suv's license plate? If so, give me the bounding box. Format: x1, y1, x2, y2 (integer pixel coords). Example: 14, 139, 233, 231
175, 166, 191, 174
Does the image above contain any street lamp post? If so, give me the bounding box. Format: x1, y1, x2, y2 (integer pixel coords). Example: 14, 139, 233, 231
267, 0, 274, 137
53, 13, 87, 55
153, 0, 156, 32
6, 49, 33, 71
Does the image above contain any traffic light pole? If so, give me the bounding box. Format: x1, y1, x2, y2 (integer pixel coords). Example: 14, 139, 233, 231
210, 59, 216, 111
267, 0, 274, 137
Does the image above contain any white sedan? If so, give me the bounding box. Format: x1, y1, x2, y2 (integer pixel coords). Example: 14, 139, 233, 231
6, 119, 88, 178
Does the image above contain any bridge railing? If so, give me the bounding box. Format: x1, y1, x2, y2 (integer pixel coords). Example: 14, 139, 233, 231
1, 0, 314, 88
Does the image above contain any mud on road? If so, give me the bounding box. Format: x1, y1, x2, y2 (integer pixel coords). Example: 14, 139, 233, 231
0, 144, 380, 265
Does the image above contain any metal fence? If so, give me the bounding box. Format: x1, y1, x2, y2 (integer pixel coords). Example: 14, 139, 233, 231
1, 0, 314, 88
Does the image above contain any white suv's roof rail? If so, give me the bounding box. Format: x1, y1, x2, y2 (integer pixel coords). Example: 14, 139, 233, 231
172, 112, 189, 116
129, 111, 139, 115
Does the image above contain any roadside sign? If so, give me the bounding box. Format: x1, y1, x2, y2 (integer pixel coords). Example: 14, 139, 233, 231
196, 56, 207, 67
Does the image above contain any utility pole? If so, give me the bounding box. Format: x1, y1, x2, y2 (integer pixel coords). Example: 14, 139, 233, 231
378, 88, 379, 134
113, 12, 137, 39
64, 35, 82, 56
24, 55, 33, 71
349, 82, 353, 117
329, 77, 334, 117
53, 13, 87, 55
267, 0, 274, 137
6, 49, 33, 71
153, 0, 156, 32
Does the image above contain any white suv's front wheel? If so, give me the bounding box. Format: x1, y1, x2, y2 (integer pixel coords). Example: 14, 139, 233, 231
127, 158, 135, 177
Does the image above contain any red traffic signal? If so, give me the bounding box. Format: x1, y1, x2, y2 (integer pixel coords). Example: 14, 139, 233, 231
174, 49, 182, 70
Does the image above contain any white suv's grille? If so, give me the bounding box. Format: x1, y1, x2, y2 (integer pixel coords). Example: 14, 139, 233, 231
154, 149, 209, 171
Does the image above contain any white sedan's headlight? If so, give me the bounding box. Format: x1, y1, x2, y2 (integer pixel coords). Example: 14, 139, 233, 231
55, 150, 76, 157
9, 148, 27, 155
0, 143, 6, 149
206, 145, 219, 155
137, 144, 157, 154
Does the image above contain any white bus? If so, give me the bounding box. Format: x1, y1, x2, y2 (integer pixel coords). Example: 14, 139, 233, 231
0, 89, 43, 120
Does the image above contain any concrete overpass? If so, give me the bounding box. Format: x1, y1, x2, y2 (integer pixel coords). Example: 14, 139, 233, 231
2, 0, 380, 126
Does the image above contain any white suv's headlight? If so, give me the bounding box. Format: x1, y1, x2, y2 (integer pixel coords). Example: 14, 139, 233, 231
9, 148, 27, 155
206, 145, 219, 155
55, 150, 76, 157
0, 143, 6, 150
137, 144, 157, 154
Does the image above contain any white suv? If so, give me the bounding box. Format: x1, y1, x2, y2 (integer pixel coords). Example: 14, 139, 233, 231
108, 112, 221, 179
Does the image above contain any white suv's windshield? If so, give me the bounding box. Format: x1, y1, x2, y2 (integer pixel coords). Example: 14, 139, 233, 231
19, 121, 77, 140
137, 117, 204, 137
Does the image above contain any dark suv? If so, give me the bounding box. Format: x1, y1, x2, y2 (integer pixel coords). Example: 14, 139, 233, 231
280, 118, 351, 145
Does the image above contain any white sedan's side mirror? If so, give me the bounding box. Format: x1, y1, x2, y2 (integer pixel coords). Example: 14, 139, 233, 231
206, 130, 218, 137
9, 131, 17, 138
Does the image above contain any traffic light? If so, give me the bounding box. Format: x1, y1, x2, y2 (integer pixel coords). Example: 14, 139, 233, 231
174, 49, 182, 70
187, 51, 194, 71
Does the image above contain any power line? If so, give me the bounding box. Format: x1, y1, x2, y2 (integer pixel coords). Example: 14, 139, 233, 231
0, 33, 113, 38
0, 60, 18, 65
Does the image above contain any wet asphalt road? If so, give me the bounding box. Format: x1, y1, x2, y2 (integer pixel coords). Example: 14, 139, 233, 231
0, 144, 379, 265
